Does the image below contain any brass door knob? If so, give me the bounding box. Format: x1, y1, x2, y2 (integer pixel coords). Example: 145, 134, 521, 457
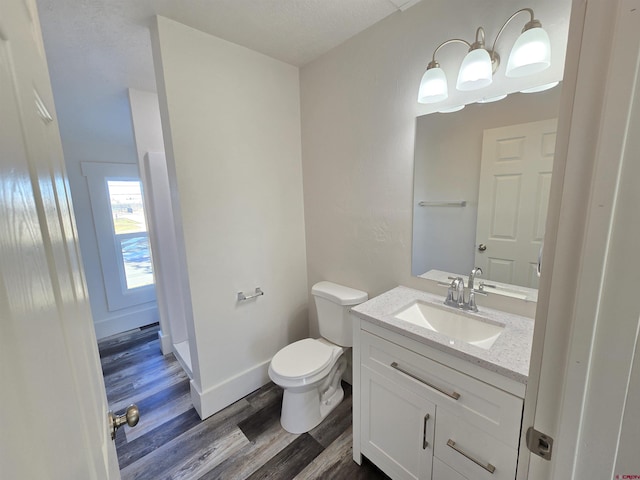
109, 404, 139, 440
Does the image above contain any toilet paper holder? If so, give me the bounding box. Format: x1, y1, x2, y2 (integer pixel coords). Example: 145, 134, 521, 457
237, 287, 264, 302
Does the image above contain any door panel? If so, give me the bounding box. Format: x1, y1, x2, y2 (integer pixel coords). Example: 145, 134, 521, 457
475, 119, 557, 288
361, 366, 434, 480
0, 0, 120, 477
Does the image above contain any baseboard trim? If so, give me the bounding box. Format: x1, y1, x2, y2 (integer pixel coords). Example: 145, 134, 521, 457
158, 329, 173, 356
94, 306, 158, 339
173, 340, 193, 379
190, 360, 271, 419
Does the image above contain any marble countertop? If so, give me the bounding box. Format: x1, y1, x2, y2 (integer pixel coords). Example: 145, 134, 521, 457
351, 286, 534, 384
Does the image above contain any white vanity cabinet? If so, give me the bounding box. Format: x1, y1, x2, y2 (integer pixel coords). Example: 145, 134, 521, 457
353, 319, 526, 480
361, 365, 436, 479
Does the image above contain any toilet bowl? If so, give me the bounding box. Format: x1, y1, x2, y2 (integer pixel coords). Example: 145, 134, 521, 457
268, 281, 368, 434
269, 338, 346, 433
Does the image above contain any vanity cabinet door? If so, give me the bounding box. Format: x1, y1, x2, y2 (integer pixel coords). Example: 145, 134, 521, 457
361, 366, 435, 480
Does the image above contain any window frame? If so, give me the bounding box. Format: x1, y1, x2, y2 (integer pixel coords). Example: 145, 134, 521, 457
81, 162, 156, 311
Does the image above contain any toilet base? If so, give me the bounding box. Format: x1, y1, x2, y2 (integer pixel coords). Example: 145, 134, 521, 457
279, 356, 347, 434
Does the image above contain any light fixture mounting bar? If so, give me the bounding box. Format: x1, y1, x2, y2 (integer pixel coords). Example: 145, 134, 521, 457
431, 38, 471, 63
490, 8, 536, 57
471, 27, 500, 73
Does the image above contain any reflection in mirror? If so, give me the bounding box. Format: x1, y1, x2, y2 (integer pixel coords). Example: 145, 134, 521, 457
411, 86, 562, 298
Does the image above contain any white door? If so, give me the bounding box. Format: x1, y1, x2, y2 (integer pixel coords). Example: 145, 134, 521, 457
361, 367, 435, 480
475, 119, 557, 288
0, 0, 120, 478
527, 0, 640, 478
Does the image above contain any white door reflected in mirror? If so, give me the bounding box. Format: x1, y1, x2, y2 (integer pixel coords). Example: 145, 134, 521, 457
475, 118, 557, 288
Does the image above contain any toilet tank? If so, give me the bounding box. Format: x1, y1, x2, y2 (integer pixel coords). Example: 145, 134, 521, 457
312, 281, 368, 347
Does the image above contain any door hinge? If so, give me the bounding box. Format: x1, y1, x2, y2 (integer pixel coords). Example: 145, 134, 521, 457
526, 427, 553, 460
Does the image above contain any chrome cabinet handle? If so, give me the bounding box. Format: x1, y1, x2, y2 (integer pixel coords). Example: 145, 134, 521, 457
447, 439, 496, 474
423, 413, 430, 449
390, 362, 461, 400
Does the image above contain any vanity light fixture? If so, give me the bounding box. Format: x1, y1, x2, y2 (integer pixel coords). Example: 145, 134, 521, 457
438, 105, 465, 113
417, 8, 551, 104
520, 81, 559, 93
477, 94, 508, 104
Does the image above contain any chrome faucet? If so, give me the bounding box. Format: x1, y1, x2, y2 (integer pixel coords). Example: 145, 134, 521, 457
467, 267, 482, 312
443, 267, 484, 312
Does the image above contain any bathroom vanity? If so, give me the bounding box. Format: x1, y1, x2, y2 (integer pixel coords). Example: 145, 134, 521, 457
351, 286, 534, 480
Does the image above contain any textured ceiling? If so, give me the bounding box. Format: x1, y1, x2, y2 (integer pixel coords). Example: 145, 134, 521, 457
37, 0, 420, 94
35, 0, 421, 150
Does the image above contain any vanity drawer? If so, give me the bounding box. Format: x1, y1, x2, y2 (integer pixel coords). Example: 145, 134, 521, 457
434, 409, 518, 480
432, 457, 468, 480
360, 330, 523, 446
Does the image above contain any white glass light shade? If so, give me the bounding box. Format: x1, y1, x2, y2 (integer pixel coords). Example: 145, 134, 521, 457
456, 48, 493, 91
438, 105, 465, 113
418, 67, 448, 104
506, 27, 551, 78
520, 81, 559, 93
477, 94, 508, 104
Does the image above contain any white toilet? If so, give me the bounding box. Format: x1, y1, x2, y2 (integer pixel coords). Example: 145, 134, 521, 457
268, 281, 368, 434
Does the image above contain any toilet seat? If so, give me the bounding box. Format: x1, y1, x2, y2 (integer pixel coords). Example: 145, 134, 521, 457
271, 338, 333, 378
269, 338, 344, 388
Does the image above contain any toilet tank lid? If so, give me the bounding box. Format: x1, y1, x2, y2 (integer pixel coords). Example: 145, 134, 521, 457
312, 281, 368, 306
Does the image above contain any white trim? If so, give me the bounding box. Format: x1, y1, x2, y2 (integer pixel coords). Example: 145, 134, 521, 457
190, 361, 271, 419
93, 304, 159, 339
81, 161, 157, 311
158, 329, 173, 356
173, 340, 193, 378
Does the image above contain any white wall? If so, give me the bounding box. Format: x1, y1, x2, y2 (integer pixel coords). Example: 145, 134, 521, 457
151, 16, 308, 418
56, 90, 158, 339
413, 88, 561, 277
300, 0, 570, 330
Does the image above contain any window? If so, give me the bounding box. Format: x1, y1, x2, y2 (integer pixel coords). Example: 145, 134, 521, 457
107, 180, 154, 290
82, 162, 156, 311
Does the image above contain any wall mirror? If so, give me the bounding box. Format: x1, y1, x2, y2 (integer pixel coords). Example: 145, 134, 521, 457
411, 85, 562, 301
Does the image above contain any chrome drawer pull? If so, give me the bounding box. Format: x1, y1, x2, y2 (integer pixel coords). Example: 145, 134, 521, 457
447, 439, 496, 474
423, 413, 430, 449
390, 362, 461, 400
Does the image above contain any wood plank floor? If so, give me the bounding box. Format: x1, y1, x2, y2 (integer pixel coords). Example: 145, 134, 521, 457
99, 324, 389, 480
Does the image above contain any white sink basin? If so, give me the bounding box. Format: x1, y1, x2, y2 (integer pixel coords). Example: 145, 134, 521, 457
394, 301, 505, 349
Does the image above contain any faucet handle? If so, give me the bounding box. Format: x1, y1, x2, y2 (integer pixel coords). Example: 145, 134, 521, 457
478, 281, 496, 291
452, 277, 465, 307
444, 277, 460, 307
